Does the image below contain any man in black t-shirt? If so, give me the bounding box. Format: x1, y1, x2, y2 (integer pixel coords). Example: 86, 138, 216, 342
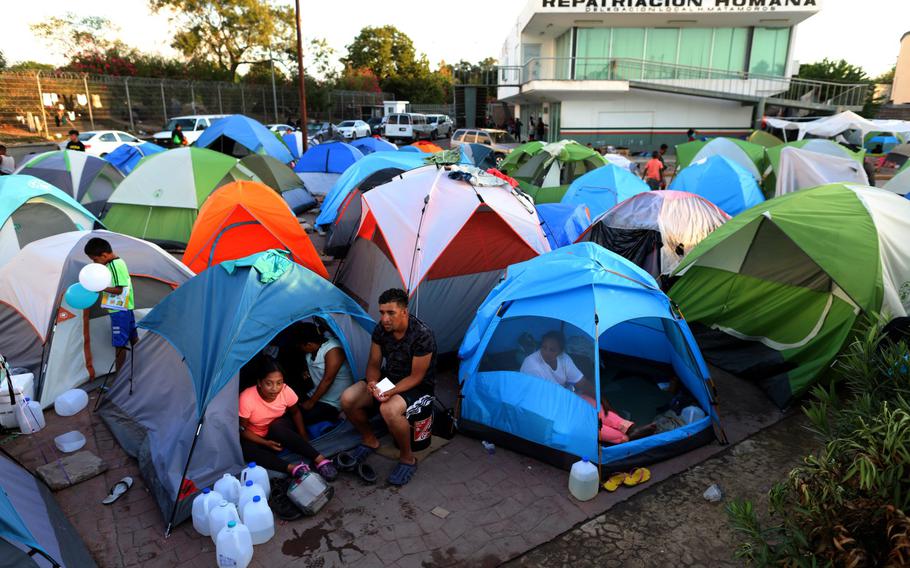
65, 130, 85, 152
340, 288, 436, 486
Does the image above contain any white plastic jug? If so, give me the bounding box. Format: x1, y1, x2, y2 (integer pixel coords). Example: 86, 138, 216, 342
208, 500, 240, 544
242, 495, 274, 545
238, 480, 265, 520
214, 473, 241, 505
568, 457, 599, 501
239, 462, 270, 499
15, 397, 45, 434
191, 488, 222, 537
215, 520, 253, 568
54, 389, 89, 417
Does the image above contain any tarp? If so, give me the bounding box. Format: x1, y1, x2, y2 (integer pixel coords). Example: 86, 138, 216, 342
103, 142, 166, 175
295, 142, 363, 174
0, 230, 192, 407
536, 203, 591, 249
579, 190, 729, 278
669, 155, 764, 216
0, 175, 100, 266
351, 137, 397, 155
195, 115, 294, 164
674, 138, 765, 179
103, 147, 252, 246
458, 242, 718, 466
671, 183, 910, 406
182, 181, 327, 276
237, 154, 317, 214
561, 163, 649, 219
764, 139, 865, 197
775, 146, 868, 197
15, 150, 124, 216
765, 111, 910, 141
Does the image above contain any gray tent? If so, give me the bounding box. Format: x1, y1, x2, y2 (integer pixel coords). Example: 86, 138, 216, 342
14, 151, 124, 217
0, 450, 97, 567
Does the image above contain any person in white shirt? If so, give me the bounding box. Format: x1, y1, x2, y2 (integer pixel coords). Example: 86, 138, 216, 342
295, 322, 355, 428
520, 330, 655, 444
0, 145, 14, 175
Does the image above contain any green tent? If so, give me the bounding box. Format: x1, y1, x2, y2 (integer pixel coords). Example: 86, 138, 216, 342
747, 130, 783, 148
238, 154, 317, 213
512, 141, 606, 203
499, 141, 544, 176
763, 139, 865, 197
103, 147, 252, 247
670, 183, 910, 407
675, 138, 766, 180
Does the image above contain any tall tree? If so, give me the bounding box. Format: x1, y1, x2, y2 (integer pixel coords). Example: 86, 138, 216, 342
150, 0, 295, 81
797, 58, 869, 83
341, 26, 427, 78
31, 14, 114, 58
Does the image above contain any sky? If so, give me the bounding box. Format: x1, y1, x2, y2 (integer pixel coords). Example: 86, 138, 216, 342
5, 0, 904, 78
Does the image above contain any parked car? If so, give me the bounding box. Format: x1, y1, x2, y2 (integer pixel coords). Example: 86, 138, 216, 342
426, 114, 454, 139
366, 116, 385, 136
152, 115, 229, 147
268, 124, 297, 134
306, 121, 335, 143
450, 128, 520, 165
384, 113, 433, 143
336, 120, 371, 140
56, 130, 143, 157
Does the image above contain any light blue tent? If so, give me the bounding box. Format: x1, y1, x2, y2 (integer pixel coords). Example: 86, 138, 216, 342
669, 155, 764, 216
561, 163, 650, 219
103, 142, 166, 174
351, 136, 397, 155
459, 143, 498, 170
195, 115, 294, 164
536, 203, 591, 249
294, 141, 363, 174
99, 250, 375, 532
398, 145, 423, 153
458, 243, 722, 469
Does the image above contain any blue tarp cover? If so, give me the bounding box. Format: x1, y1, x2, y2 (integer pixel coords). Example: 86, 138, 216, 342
104, 142, 166, 175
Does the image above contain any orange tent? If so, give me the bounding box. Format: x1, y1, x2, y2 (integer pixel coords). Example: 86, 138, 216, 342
411, 140, 443, 153
182, 180, 328, 277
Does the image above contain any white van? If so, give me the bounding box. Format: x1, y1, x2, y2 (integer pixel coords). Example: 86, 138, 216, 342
152, 114, 229, 147
384, 113, 433, 143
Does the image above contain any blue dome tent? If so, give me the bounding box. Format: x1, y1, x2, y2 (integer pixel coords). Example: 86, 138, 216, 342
195, 115, 294, 164
459, 143, 498, 170
536, 203, 591, 249
294, 141, 363, 174
458, 243, 722, 470
351, 136, 398, 155
98, 251, 375, 533
104, 142, 166, 174
398, 145, 422, 153
561, 163, 650, 219
669, 155, 764, 216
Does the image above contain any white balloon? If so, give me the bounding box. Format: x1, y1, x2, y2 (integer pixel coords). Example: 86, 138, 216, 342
78, 263, 112, 292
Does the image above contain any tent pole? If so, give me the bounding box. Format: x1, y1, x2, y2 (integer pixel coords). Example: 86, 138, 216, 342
91, 359, 118, 412
165, 416, 204, 537
593, 313, 603, 482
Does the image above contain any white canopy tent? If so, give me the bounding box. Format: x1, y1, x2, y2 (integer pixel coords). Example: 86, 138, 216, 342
765, 111, 910, 142
775, 147, 869, 197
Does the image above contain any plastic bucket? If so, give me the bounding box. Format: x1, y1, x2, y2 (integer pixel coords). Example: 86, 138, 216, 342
408, 402, 433, 452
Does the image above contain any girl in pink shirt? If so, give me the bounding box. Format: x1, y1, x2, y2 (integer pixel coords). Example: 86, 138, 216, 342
239, 357, 337, 481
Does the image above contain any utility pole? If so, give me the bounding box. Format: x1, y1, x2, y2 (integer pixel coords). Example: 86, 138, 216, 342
294, 0, 309, 152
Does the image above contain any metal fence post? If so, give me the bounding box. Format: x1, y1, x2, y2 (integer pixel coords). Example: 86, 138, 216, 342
124, 77, 135, 132
240, 84, 245, 114
82, 74, 95, 130
190, 82, 196, 114
217, 83, 223, 114
160, 80, 168, 125
35, 71, 50, 138
261, 87, 267, 123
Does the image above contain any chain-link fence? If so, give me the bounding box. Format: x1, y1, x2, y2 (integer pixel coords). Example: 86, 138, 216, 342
0, 71, 392, 139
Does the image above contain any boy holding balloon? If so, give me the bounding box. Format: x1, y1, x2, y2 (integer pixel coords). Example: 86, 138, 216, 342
83, 238, 137, 372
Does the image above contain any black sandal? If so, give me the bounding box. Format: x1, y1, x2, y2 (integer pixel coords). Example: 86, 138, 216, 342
356, 462, 377, 484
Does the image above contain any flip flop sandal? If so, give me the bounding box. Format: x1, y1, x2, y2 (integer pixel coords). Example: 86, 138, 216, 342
333, 452, 357, 472
102, 477, 133, 505
387, 461, 417, 486
623, 467, 651, 487
602, 473, 627, 492
315, 459, 338, 482
356, 462, 377, 485
343, 444, 376, 465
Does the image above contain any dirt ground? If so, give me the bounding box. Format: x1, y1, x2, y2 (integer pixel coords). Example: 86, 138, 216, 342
507, 412, 820, 567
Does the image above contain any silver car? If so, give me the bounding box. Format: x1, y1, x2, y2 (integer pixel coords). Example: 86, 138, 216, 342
450, 128, 519, 164
426, 114, 454, 139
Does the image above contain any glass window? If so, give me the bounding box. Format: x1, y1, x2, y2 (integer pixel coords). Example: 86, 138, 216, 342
165, 118, 195, 130
338, 121, 355, 127
555, 30, 572, 80
644, 28, 679, 79
463, 133, 478, 143
478, 134, 493, 145
78, 133, 95, 141
711, 28, 749, 73
677, 28, 713, 74
399, 115, 411, 125
611, 28, 646, 80
749, 27, 790, 76
99, 133, 117, 142
575, 28, 612, 80
453, 130, 465, 140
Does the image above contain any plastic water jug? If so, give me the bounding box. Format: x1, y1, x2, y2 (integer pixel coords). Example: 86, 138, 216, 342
239, 462, 270, 499
54, 389, 89, 417
191, 488, 222, 537
208, 500, 240, 544
681, 405, 706, 424
15, 397, 45, 434
287, 470, 333, 516
568, 457, 599, 501
0, 371, 34, 429
238, 480, 265, 520
242, 495, 274, 545
214, 473, 241, 505
215, 520, 253, 568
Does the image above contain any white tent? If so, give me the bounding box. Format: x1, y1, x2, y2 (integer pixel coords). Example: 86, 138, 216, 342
775, 146, 869, 197
0, 231, 192, 407
766, 111, 910, 141
883, 167, 910, 196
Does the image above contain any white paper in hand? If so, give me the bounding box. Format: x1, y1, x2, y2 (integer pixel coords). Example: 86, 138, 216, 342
375, 378, 395, 394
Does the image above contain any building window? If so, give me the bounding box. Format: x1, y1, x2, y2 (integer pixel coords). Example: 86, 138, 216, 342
575, 28, 612, 80
711, 28, 750, 74
677, 28, 713, 73
749, 27, 790, 76
555, 30, 572, 80
644, 28, 679, 78
611, 28, 646, 79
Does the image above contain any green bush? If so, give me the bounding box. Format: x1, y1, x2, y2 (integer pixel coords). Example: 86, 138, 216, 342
728, 315, 910, 567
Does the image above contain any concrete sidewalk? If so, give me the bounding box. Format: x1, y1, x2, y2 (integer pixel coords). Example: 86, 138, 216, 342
1, 364, 785, 567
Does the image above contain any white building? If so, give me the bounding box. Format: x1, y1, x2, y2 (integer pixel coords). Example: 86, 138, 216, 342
497, 0, 826, 151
